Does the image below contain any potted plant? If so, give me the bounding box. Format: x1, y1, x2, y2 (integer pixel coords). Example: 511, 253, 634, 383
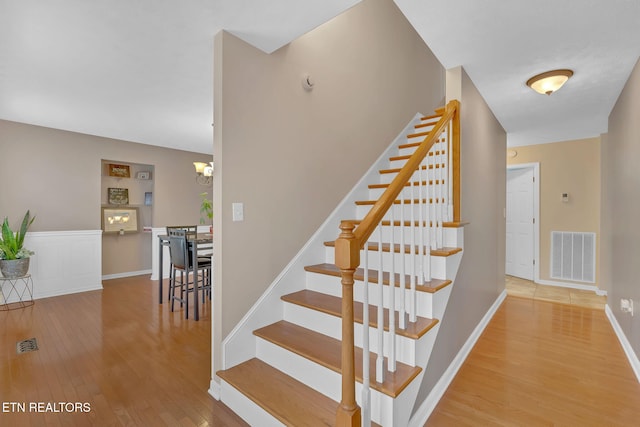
199, 192, 213, 232
0, 211, 36, 278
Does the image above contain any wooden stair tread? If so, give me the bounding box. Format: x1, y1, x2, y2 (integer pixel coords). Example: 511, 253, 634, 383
414, 119, 438, 129
380, 164, 444, 174
406, 130, 437, 139
369, 180, 445, 189
420, 111, 444, 122
356, 198, 445, 205
254, 321, 421, 398
305, 263, 452, 293
389, 152, 445, 162
344, 219, 469, 228
324, 240, 461, 257
398, 139, 446, 150
217, 358, 338, 427
282, 289, 438, 339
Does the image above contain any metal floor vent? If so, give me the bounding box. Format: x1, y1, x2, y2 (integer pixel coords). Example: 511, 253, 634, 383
16, 338, 39, 354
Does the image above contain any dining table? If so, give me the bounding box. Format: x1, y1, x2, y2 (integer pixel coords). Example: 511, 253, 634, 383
157, 233, 212, 320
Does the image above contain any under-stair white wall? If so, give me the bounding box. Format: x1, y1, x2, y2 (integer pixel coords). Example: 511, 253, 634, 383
222, 116, 423, 369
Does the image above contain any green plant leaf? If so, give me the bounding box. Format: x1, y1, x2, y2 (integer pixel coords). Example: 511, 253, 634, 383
0, 211, 35, 260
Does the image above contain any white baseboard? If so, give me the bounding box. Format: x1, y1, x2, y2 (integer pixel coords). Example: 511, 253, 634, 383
409, 290, 507, 427
35, 284, 103, 300
102, 269, 152, 280
605, 304, 640, 383
536, 278, 602, 294
208, 378, 221, 400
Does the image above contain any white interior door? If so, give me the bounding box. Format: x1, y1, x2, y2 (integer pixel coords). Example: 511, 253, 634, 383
506, 167, 535, 280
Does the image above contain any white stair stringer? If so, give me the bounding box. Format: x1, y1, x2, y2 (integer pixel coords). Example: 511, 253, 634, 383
218, 112, 464, 427
220, 380, 286, 427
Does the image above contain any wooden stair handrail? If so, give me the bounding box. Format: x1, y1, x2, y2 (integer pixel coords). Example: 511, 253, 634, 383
334, 100, 460, 426
353, 100, 459, 248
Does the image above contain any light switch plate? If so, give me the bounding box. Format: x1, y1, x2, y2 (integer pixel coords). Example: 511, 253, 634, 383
232, 203, 244, 222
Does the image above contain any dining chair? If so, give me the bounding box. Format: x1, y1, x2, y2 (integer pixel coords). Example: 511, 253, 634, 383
167, 229, 211, 319
162, 226, 202, 304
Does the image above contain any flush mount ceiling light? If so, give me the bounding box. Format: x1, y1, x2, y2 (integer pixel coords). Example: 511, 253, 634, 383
526, 69, 573, 95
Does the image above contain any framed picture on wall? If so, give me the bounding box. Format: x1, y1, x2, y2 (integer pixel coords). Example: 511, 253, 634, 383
101, 207, 139, 233
108, 188, 129, 205
107, 163, 131, 178
136, 171, 151, 180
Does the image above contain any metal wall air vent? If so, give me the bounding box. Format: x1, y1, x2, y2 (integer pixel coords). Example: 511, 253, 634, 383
16, 338, 39, 354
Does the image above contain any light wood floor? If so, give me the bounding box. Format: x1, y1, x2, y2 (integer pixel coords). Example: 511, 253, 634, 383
505, 275, 607, 309
0, 275, 246, 426
3, 275, 638, 426
427, 295, 640, 426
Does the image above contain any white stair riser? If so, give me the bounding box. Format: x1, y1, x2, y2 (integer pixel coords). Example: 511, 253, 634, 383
377, 225, 461, 248
368, 182, 449, 201
324, 248, 449, 280
344, 223, 459, 248
306, 272, 438, 319
377, 166, 447, 185
256, 337, 399, 425
256, 336, 421, 427
388, 157, 448, 171
220, 381, 285, 427
356, 203, 451, 221
397, 140, 446, 157
283, 302, 429, 366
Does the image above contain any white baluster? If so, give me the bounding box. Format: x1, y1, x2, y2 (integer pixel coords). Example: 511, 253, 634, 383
409, 176, 417, 323
448, 122, 454, 221
437, 134, 444, 249
362, 241, 371, 427
388, 205, 396, 373
399, 182, 406, 330
376, 225, 384, 383
424, 149, 432, 283
418, 161, 425, 287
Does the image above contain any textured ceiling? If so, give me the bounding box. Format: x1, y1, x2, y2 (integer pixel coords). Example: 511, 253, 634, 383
395, 0, 640, 147
1, 0, 638, 153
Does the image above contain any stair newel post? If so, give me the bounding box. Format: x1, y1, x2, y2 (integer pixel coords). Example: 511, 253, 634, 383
334, 221, 362, 427
436, 132, 444, 249
447, 120, 454, 222
451, 100, 461, 223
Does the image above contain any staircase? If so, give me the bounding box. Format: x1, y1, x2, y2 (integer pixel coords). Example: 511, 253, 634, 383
217, 101, 463, 426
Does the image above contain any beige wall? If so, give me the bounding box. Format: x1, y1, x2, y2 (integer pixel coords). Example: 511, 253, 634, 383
416, 68, 506, 412
507, 137, 601, 286
604, 57, 640, 357
213, 0, 446, 345
0, 120, 212, 275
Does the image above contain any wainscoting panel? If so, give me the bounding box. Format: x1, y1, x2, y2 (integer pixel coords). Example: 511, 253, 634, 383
20, 230, 103, 299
